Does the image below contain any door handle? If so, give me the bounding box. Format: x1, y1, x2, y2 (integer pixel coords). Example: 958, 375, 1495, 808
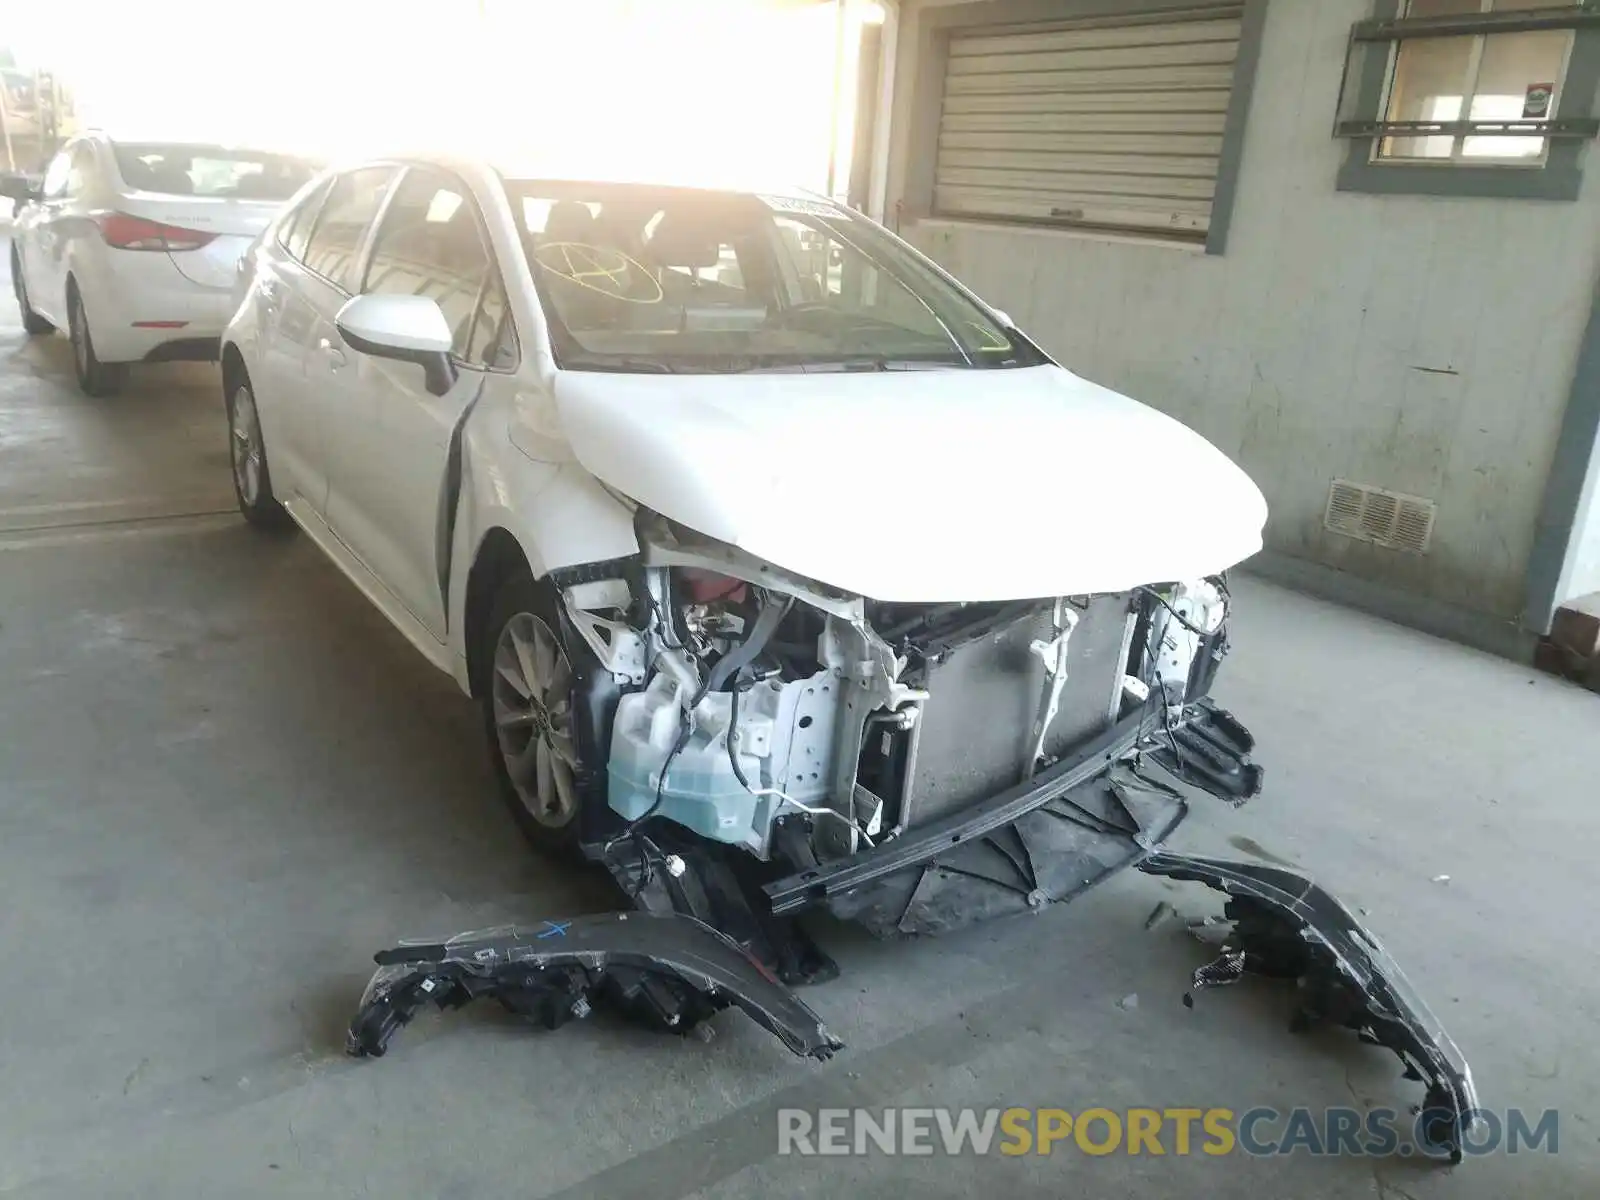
318, 336, 347, 369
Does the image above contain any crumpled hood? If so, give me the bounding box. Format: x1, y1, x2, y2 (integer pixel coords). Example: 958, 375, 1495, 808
554, 364, 1267, 603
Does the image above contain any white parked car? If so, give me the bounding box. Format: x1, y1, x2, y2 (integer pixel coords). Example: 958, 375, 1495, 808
3, 133, 317, 394
227, 155, 1474, 1145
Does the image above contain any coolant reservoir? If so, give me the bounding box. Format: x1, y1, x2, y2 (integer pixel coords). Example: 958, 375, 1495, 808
607, 674, 775, 855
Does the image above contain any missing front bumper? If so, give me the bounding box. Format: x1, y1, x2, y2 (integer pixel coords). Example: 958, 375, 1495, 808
764, 707, 1159, 923
764, 700, 1260, 935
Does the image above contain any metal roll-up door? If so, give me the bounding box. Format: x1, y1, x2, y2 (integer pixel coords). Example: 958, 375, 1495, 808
934, 5, 1243, 239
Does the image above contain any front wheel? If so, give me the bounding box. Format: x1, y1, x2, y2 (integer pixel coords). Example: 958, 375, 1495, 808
67, 286, 126, 397
481, 571, 593, 856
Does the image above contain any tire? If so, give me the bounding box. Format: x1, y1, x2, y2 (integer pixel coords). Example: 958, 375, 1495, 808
225, 375, 293, 530
10, 247, 53, 335
67, 283, 126, 397
481, 570, 595, 856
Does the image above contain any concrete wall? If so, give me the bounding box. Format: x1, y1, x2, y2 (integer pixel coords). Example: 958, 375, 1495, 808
886, 0, 1600, 629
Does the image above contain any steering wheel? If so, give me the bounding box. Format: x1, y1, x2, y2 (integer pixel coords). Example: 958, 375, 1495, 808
533, 241, 663, 304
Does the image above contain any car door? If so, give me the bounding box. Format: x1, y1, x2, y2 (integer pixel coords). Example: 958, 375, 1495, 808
285, 165, 399, 518
245, 176, 332, 509
325, 165, 516, 640
16, 145, 78, 325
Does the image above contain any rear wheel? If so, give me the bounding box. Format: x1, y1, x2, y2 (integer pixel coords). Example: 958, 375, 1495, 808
67, 284, 126, 397
10, 247, 52, 335
226, 377, 292, 530
481, 571, 592, 856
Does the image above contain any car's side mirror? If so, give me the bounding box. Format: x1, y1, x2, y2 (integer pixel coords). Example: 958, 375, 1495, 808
335, 294, 458, 396
0, 174, 41, 203
989, 308, 1013, 329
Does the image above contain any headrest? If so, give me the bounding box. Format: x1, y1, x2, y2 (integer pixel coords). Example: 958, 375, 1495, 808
644, 208, 721, 270
543, 200, 595, 242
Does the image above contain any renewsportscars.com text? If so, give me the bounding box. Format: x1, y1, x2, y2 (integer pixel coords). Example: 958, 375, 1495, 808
776, 1106, 1557, 1158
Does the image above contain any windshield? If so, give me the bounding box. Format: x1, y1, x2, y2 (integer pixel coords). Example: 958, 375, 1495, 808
504, 181, 1045, 373
111, 142, 319, 201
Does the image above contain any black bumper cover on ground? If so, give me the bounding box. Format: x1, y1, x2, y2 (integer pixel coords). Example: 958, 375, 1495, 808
757, 700, 1476, 1161
349, 700, 1476, 1166
346, 911, 842, 1061
1139, 851, 1481, 1163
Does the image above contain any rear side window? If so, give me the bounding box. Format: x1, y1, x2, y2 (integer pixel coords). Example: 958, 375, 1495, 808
111, 142, 317, 200
41, 149, 71, 199
67, 144, 96, 195
363, 168, 501, 362
302, 167, 396, 293
279, 178, 330, 264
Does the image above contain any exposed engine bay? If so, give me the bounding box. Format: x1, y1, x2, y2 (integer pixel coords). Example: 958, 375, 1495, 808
348, 511, 1479, 1162
570, 515, 1241, 886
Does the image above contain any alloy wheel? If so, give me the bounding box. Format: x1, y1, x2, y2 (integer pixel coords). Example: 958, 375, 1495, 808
491, 613, 580, 828
70, 295, 90, 377
229, 385, 264, 507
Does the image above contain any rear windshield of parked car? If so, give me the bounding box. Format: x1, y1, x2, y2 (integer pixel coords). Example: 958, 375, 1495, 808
112, 143, 318, 201
503, 180, 1045, 374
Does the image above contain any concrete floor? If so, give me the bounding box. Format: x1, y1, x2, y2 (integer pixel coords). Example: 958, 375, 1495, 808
2, 240, 1597, 1198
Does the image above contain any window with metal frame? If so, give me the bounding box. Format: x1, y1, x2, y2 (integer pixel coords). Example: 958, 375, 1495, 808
1336, 0, 1600, 164
931, 4, 1246, 240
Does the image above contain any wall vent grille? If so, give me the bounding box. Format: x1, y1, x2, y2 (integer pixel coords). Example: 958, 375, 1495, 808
1323, 479, 1435, 554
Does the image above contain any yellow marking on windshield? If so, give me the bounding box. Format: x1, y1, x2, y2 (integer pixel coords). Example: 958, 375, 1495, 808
534, 242, 664, 303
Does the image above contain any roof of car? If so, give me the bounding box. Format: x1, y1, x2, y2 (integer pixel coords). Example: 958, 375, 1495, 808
308, 149, 829, 204
481, 149, 817, 199
84, 129, 317, 156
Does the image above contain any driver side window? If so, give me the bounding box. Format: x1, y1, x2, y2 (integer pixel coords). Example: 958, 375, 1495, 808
67, 145, 97, 195
364, 168, 513, 367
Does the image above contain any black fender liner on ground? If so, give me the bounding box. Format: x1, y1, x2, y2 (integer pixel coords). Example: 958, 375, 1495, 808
1139, 851, 1480, 1164
346, 911, 842, 1061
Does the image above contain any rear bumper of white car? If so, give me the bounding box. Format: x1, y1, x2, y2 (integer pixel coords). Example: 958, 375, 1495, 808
74, 243, 244, 364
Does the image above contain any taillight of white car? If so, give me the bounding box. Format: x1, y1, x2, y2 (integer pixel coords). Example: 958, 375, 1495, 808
92, 211, 218, 252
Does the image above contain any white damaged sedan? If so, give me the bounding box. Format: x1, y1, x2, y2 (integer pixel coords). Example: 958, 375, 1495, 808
227, 157, 1475, 1150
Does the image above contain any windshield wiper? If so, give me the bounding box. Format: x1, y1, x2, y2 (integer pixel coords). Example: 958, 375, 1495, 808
558, 354, 968, 376
792, 356, 967, 373
560, 355, 682, 374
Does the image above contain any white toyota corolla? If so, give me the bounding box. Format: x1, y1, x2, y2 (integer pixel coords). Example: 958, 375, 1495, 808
223, 152, 1266, 850
227, 157, 1479, 1143
4, 133, 317, 394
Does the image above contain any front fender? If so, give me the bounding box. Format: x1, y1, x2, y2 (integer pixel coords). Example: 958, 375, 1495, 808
446, 412, 639, 685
